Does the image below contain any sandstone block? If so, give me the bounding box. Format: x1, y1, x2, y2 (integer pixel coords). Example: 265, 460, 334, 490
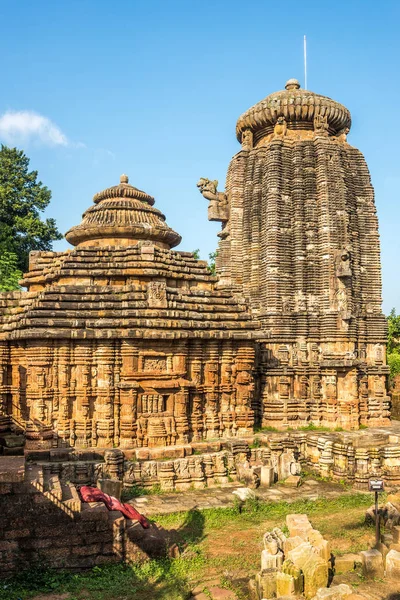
261, 549, 283, 570
286, 514, 313, 540
302, 555, 329, 599
284, 475, 301, 487
385, 549, 400, 580
311, 584, 353, 600
277, 571, 296, 597
97, 478, 122, 500
283, 536, 304, 554
392, 525, 400, 544
360, 549, 384, 579
260, 465, 275, 487
287, 542, 314, 568
256, 568, 277, 598
334, 554, 361, 573
232, 487, 256, 502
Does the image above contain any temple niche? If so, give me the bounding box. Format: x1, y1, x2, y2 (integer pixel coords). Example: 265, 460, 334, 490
0, 79, 391, 448
199, 78, 390, 431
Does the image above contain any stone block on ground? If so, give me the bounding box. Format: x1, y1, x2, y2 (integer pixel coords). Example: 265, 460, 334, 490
281, 558, 304, 594
287, 542, 314, 568
334, 554, 361, 573
261, 548, 283, 570
360, 548, 384, 579
385, 548, 400, 580
256, 567, 277, 599
286, 514, 313, 540
307, 529, 330, 562
284, 536, 304, 554
302, 555, 329, 599
260, 464, 275, 487
392, 525, 400, 544
310, 584, 353, 600
276, 571, 296, 597
284, 475, 301, 488
232, 487, 256, 502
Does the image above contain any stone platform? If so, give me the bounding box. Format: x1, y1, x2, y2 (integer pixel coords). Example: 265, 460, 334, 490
130, 479, 366, 517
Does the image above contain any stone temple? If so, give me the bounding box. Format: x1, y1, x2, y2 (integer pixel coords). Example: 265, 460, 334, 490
0, 78, 391, 451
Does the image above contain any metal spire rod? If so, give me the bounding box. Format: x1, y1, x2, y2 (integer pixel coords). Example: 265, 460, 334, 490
304, 35, 307, 89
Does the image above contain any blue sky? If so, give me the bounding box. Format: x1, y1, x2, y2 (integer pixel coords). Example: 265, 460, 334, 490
0, 0, 399, 313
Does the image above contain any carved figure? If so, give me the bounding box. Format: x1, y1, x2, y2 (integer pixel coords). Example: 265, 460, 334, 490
197, 178, 229, 223
241, 129, 254, 150
314, 113, 329, 135
274, 117, 287, 137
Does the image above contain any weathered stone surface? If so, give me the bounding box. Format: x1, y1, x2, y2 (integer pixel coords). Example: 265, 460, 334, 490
276, 571, 296, 597
385, 548, 400, 580
97, 478, 122, 500
302, 555, 329, 599
334, 553, 361, 573
310, 584, 353, 600
232, 487, 256, 502
260, 464, 275, 487
283, 536, 304, 555
360, 549, 384, 579
286, 514, 313, 540
256, 567, 277, 598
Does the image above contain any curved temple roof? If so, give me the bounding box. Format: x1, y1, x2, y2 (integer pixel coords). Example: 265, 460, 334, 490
236, 78, 352, 142
65, 174, 181, 249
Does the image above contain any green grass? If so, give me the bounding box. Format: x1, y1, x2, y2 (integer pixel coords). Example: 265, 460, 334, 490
0, 493, 375, 600
121, 483, 164, 501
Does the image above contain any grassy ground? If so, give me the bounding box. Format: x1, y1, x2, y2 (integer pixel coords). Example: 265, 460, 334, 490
0, 493, 376, 600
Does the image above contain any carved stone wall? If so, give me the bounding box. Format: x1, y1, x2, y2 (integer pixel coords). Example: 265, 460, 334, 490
0, 338, 255, 448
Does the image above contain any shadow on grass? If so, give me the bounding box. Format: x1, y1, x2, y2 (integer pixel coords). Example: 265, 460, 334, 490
175, 507, 206, 545
0, 509, 207, 600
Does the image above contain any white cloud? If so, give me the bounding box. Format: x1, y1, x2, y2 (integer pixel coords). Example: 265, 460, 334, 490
0, 110, 69, 147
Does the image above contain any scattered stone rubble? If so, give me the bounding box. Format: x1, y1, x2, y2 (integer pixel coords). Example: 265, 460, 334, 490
249, 510, 400, 600
250, 514, 330, 599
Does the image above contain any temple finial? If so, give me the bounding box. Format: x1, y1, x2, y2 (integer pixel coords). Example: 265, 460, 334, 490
285, 78, 300, 91
120, 174, 129, 184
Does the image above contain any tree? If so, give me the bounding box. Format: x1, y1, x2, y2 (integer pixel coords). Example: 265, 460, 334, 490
0, 145, 62, 273
0, 251, 22, 291
208, 250, 218, 275
387, 308, 400, 380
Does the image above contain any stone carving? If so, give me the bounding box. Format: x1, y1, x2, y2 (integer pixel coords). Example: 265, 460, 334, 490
274, 116, 287, 137
147, 280, 167, 308
314, 113, 329, 135
241, 128, 253, 150
143, 357, 167, 372
197, 178, 229, 223
335, 249, 352, 278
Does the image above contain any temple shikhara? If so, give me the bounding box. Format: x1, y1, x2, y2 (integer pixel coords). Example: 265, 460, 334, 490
0, 78, 391, 450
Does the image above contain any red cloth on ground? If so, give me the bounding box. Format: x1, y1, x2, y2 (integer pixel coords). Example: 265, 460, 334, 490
79, 485, 150, 529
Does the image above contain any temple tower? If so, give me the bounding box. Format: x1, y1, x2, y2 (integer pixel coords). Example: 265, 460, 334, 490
199, 79, 390, 430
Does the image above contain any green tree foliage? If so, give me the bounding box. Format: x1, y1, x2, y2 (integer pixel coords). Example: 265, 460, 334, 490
208, 250, 218, 275
387, 308, 400, 379
0, 145, 62, 273
0, 251, 22, 291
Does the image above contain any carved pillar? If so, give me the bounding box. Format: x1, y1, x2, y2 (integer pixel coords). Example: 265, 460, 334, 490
93, 341, 115, 447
